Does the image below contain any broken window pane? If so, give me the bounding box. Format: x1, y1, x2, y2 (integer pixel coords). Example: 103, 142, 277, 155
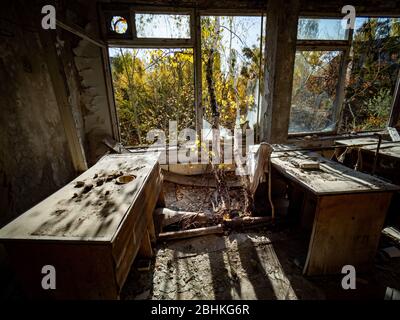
135, 13, 191, 39
110, 16, 128, 34
200, 15, 265, 136
289, 51, 341, 133
340, 17, 400, 132
297, 18, 347, 40
109, 48, 195, 146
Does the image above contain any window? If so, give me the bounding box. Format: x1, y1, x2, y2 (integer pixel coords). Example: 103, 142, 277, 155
105, 8, 266, 146
103, 7, 400, 144
104, 9, 193, 46
291, 16, 400, 135
297, 18, 348, 40
340, 17, 400, 132
106, 10, 195, 146
106, 13, 132, 38
200, 15, 265, 136
109, 48, 194, 146
135, 14, 191, 39
290, 51, 341, 133
289, 18, 346, 134
110, 16, 128, 34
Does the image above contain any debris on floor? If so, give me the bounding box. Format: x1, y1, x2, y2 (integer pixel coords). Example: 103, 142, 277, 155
121, 231, 324, 300
119, 176, 400, 300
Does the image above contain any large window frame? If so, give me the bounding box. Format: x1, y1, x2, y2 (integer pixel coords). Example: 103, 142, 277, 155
102, 6, 195, 48
290, 15, 400, 137
290, 16, 353, 136
198, 11, 266, 135
100, 5, 267, 141
101, 6, 199, 140
100, 5, 400, 142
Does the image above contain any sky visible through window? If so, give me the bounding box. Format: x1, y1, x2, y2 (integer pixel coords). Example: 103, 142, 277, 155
108, 15, 262, 60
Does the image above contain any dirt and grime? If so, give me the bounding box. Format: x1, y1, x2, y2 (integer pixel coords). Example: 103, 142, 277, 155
119, 180, 400, 300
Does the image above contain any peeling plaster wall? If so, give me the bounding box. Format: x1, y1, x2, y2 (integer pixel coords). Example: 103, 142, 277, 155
73, 36, 114, 163
59, 0, 116, 164
56, 34, 88, 161
0, 0, 117, 225
0, 3, 75, 226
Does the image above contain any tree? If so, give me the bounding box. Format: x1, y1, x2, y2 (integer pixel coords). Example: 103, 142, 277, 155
111, 48, 195, 146
341, 18, 400, 132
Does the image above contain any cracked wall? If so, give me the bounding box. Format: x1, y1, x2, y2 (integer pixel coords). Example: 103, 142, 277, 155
0, 2, 76, 226
59, 0, 116, 164
0, 0, 117, 225
73, 34, 114, 163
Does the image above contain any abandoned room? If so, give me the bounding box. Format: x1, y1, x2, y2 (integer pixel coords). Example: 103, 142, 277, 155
1, 0, 400, 301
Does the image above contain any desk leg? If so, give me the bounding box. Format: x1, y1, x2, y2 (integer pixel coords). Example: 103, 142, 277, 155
157, 189, 166, 208
138, 230, 153, 258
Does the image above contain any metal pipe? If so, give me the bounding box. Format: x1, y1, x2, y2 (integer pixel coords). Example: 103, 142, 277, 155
372, 133, 382, 175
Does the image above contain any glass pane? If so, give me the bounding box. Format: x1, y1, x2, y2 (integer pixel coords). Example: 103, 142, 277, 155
340, 17, 400, 132
297, 18, 347, 40
109, 48, 195, 146
110, 16, 128, 34
200, 15, 265, 136
289, 51, 341, 133
135, 13, 191, 39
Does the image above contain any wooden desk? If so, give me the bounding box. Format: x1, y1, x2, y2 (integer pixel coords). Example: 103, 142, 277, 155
0, 153, 163, 299
335, 137, 400, 185
249, 144, 400, 276
336, 138, 400, 159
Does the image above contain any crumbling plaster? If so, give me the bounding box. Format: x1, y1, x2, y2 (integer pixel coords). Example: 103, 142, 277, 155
0, 22, 75, 226
0, 0, 117, 225
73, 33, 114, 163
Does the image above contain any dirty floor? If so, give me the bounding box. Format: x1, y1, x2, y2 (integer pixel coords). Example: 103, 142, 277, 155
120, 182, 400, 300
121, 225, 400, 300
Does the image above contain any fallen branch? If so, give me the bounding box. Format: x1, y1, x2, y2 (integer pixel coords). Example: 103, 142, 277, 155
158, 224, 224, 241
223, 216, 273, 229
154, 208, 210, 228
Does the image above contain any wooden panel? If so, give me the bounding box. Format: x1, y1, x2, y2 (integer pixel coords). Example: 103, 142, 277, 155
4, 242, 117, 299
304, 192, 393, 275
300, 193, 317, 231
111, 163, 160, 265
336, 137, 382, 147
39, 28, 88, 172
260, 0, 299, 143
138, 231, 153, 258
112, 164, 162, 289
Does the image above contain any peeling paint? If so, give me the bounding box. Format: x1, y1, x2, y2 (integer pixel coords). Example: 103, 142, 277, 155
73, 30, 114, 162
0, 23, 75, 225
